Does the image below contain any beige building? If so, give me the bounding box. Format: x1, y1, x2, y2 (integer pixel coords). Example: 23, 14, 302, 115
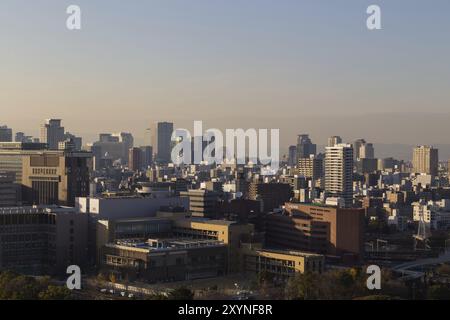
0, 143, 91, 206
413, 146, 438, 176
241, 243, 324, 278
297, 156, 324, 181
172, 218, 254, 273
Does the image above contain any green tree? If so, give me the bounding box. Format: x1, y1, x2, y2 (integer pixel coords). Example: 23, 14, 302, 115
428, 284, 450, 300
285, 272, 321, 300
168, 287, 194, 300
38, 285, 73, 300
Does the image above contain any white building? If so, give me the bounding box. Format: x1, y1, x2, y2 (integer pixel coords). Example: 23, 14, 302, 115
325, 144, 353, 208
413, 199, 450, 230
76, 195, 189, 220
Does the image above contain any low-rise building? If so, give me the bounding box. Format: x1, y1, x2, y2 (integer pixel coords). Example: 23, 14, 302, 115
100, 238, 227, 282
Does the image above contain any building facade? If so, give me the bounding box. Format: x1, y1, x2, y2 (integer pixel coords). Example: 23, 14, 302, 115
325, 144, 354, 208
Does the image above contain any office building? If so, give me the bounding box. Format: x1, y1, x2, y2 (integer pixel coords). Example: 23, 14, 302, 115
128, 147, 142, 171
297, 156, 324, 181
15, 132, 33, 143
0, 126, 13, 142
140, 146, 153, 169
248, 182, 293, 212
112, 132, 134, 156
64, 132, 82, 151
412, 146, 438, 176
0, 205, 88, 275
327, 136, 342, 148
0, 143, 91, 206
0, 172, 18, 207
359, 142, 374, 159
180, 189, 221, 218
151, 122, 174, 164
242, 244, 325, 279
288, 145, 297, 166
325, 144, 353, 208
296, 134, 316, 160
352, 139, 365, 161
265, 203, 365, 260
90, 133, 128, 165
172, 218, 254, 273
100, 238, 227, 282
76, 195, 189, 221
40, 119, 65, 150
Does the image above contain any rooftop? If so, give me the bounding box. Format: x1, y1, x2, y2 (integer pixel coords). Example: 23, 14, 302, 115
108, 237, 225, 252
0, 205, 75, 215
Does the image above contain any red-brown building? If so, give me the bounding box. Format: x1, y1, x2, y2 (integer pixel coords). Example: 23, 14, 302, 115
264, 203, 365, 261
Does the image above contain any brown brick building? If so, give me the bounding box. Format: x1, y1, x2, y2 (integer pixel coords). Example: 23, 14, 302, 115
264, 203, 365, 260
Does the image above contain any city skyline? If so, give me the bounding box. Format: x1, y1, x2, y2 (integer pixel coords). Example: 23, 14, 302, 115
1, 0, 450, 149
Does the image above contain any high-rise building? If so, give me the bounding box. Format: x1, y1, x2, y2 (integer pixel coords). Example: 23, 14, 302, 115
0, 126, 13, 142
296, 134, 316, 160
128, 147, 142, 171
359, 142, 374, 159
413, 146, 438, 176
0, 143, 91, 206
151, 122, 174, 164
448, 159, 450, 177
0, 172, 18, 207
112, 132, 134, 152
64, 132, 82, 151
40, 119, 65, 150
15, 132, 33, 143
327, 136, 342, 147
297, 156, 324, 181
352, 139, 366, 161
288, 145, 297, 166
325, 144, 354, 208
90, 133, 128, 165
140, 146, 153, 169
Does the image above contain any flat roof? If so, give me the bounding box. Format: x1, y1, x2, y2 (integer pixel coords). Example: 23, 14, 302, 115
189, 217, 237, 226
0, 205, 75, 215
109, 237, 225, 252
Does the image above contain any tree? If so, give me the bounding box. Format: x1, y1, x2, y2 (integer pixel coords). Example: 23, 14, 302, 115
168, 287, 194, 300
0, 272, 43, 300
428, 284, 450, 300
285, 272, 321, 300
38, 285, 73, 300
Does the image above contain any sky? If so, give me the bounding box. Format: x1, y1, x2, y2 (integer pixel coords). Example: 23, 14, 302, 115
0, 0, 449, 153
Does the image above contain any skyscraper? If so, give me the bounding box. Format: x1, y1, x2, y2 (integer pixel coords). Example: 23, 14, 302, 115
296, 134, 316, 161
327, 136, 342, 148
359, 143, 374, 159
151, 122, 174, 164
352, 139, 366, 161
288, 145, 297, 166
128, 147, 142, 171
413, 146, 438, 176
112, 132, 134, 163
325, 144, 353, 208
40, 119, 65, 150
0, 126, 13, 142
140, 146, 153, 169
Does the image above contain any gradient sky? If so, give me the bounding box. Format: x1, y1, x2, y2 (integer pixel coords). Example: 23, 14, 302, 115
1, 0, 449, 150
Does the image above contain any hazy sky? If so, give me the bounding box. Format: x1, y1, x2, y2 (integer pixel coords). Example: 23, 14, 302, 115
1, 0, 449, 150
